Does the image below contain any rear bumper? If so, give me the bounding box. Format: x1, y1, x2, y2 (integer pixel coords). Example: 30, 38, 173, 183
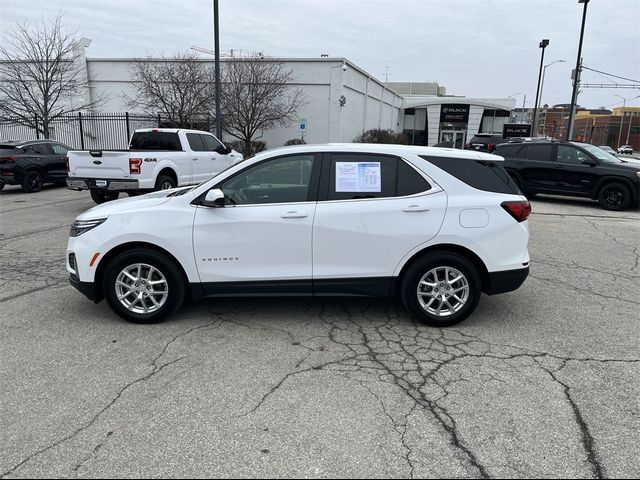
484, 266, 529, 295
66, 177, 140, 192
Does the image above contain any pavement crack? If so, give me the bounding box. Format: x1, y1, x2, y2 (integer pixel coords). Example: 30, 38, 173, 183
534, 359, 606, 479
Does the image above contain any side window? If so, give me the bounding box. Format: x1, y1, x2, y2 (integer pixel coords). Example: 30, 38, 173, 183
397, 160, 431, 196
201, 134, 224, 152
494, 144, 524, 157
556, 145, 592, 165
25, 143, 52, 155
187, 133, 205, 152
219, 154, 314, 205
328, 154, 398, 200
51, 143, 69, 155
524, 144, 553, 162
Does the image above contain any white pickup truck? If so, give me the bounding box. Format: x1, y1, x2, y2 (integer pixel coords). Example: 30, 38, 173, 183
66, 128, 243, 203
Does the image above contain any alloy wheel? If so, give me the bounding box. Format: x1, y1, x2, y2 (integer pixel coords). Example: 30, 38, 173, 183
115, 263, 168, 314
417, 266, 469, 317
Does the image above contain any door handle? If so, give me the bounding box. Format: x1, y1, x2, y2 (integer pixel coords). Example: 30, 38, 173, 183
192, 157, 198, 161
554, 165, 564, 169
281, 211, 308, 218
402, 205, 430, 212
514, 160, 523, 164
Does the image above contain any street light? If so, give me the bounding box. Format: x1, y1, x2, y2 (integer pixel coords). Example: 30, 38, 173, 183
566, 0, 590, 141
212, 0, 221, 139
538, 60, 565, 137
532, 39, 550, 137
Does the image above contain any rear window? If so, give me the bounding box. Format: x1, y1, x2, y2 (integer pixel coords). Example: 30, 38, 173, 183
419, 155, 520, 195
523, 144, 553, 162
130, 132, 182, 151
469, 135, 502, 144
493, 144, 524, 157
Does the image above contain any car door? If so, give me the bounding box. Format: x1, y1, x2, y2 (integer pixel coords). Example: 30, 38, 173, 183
185, 133, 210, 184
49, 142, 70, 181
312, 153, 447, 295
515, 143, 555, 192
192, 153, 321, 294
201, 134, 232, 177
552, 144, 600, 195
22, 142, 54, 179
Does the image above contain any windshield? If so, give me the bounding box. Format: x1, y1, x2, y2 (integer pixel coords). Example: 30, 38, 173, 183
580, 144, 623, 164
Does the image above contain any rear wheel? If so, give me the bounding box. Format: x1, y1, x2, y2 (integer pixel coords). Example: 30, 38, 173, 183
21, 170, 44, 193
103, 249, 186, 323
155, 175, 176, 191
90, 190, 120, 204
401, 252, 482, 327
598, 183, 631, 211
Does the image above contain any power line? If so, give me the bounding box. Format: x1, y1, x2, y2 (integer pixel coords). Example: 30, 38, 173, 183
582, 65, 640, 84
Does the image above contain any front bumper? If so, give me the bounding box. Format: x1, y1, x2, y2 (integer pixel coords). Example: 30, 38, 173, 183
66, 177, 140, 192
484, 266, 529, 295
69, 274, 99, 302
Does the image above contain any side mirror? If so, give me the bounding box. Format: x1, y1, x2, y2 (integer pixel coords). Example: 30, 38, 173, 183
215, 145, 232, 155
581, 158, 597, 166
200, 188, 225, 207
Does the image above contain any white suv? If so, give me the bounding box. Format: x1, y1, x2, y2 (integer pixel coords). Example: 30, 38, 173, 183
67, 144, 531, 327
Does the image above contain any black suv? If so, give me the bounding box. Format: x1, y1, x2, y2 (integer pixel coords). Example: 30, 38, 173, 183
466, 133, 503, 153
494, 140, 640, 210
0, 140, 71, 192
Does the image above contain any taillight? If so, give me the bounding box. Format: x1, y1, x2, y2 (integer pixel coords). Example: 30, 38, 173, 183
129, 158, 142, 175
0, 155, 17, 163
487, 143, 496, 152
65, 157, 69, 172
501, 201, 531, 222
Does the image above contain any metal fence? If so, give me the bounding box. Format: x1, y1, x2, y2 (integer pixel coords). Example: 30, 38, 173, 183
0, 113, 213, 150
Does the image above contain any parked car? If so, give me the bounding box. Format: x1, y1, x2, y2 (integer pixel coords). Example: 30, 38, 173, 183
66, 128, 243, 204
494, 140, 640, 210
0, 140, 71, 192
618, 144, 633, 155
67, 144, 530, 327
598, 145, 617, 155
466, 133, 503, 153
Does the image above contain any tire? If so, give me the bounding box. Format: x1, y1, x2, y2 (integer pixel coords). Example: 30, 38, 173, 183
21, 170, 44, 193
401, 252, 482, 327
103, 248, 186, 324
90, 190, 120, 204
598, 182, 631, 211
155, 175, 176, 191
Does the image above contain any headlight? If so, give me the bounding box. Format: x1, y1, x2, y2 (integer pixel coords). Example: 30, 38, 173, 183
70, 218, 108, 237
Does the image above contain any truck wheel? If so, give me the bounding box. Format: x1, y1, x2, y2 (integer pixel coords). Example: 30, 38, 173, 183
90, 190, 120, 204
22, 170, 44, 193
155, 175, 176, 191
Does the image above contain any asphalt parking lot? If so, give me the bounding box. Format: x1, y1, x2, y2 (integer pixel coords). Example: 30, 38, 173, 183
1, 184, 639, 478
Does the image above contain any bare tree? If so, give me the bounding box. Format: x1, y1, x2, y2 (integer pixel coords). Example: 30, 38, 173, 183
126, 53, 215, 128
221, 57, 305, 155
0, 14, 101, 138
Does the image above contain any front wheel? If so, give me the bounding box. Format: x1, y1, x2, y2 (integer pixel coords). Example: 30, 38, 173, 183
401, 253, 482, 327
90, 190, 120, 204
103, 249, 186, 323
598, 183, 631, 211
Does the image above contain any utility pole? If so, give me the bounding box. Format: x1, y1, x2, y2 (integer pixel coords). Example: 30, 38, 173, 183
566, 0, 590, 141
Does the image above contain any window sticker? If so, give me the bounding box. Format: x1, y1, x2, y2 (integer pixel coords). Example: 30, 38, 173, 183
335, 162, 381, 192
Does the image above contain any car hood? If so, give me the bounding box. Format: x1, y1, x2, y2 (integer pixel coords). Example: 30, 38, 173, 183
77, 186, 194, 220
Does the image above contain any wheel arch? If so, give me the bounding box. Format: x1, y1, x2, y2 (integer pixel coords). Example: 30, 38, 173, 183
394, 243, 490, 296
94, 241, 191, 303
594, 176, 638, 203
156, 167, 178, 186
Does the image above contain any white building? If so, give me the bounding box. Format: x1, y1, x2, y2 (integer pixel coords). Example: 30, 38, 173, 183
1, 49, 516, 149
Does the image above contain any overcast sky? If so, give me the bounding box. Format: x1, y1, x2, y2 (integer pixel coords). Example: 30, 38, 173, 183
1, 0, 639, 110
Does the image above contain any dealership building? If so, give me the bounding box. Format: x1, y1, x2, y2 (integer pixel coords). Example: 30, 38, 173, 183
0, 49, 516, 149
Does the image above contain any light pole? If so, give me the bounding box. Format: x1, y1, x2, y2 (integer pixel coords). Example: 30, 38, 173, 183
538, 60, 565, 137
566, 0, 590, 141
532, 39, 550, 137
614, 94, 628, 149
212, 0, 221, 139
